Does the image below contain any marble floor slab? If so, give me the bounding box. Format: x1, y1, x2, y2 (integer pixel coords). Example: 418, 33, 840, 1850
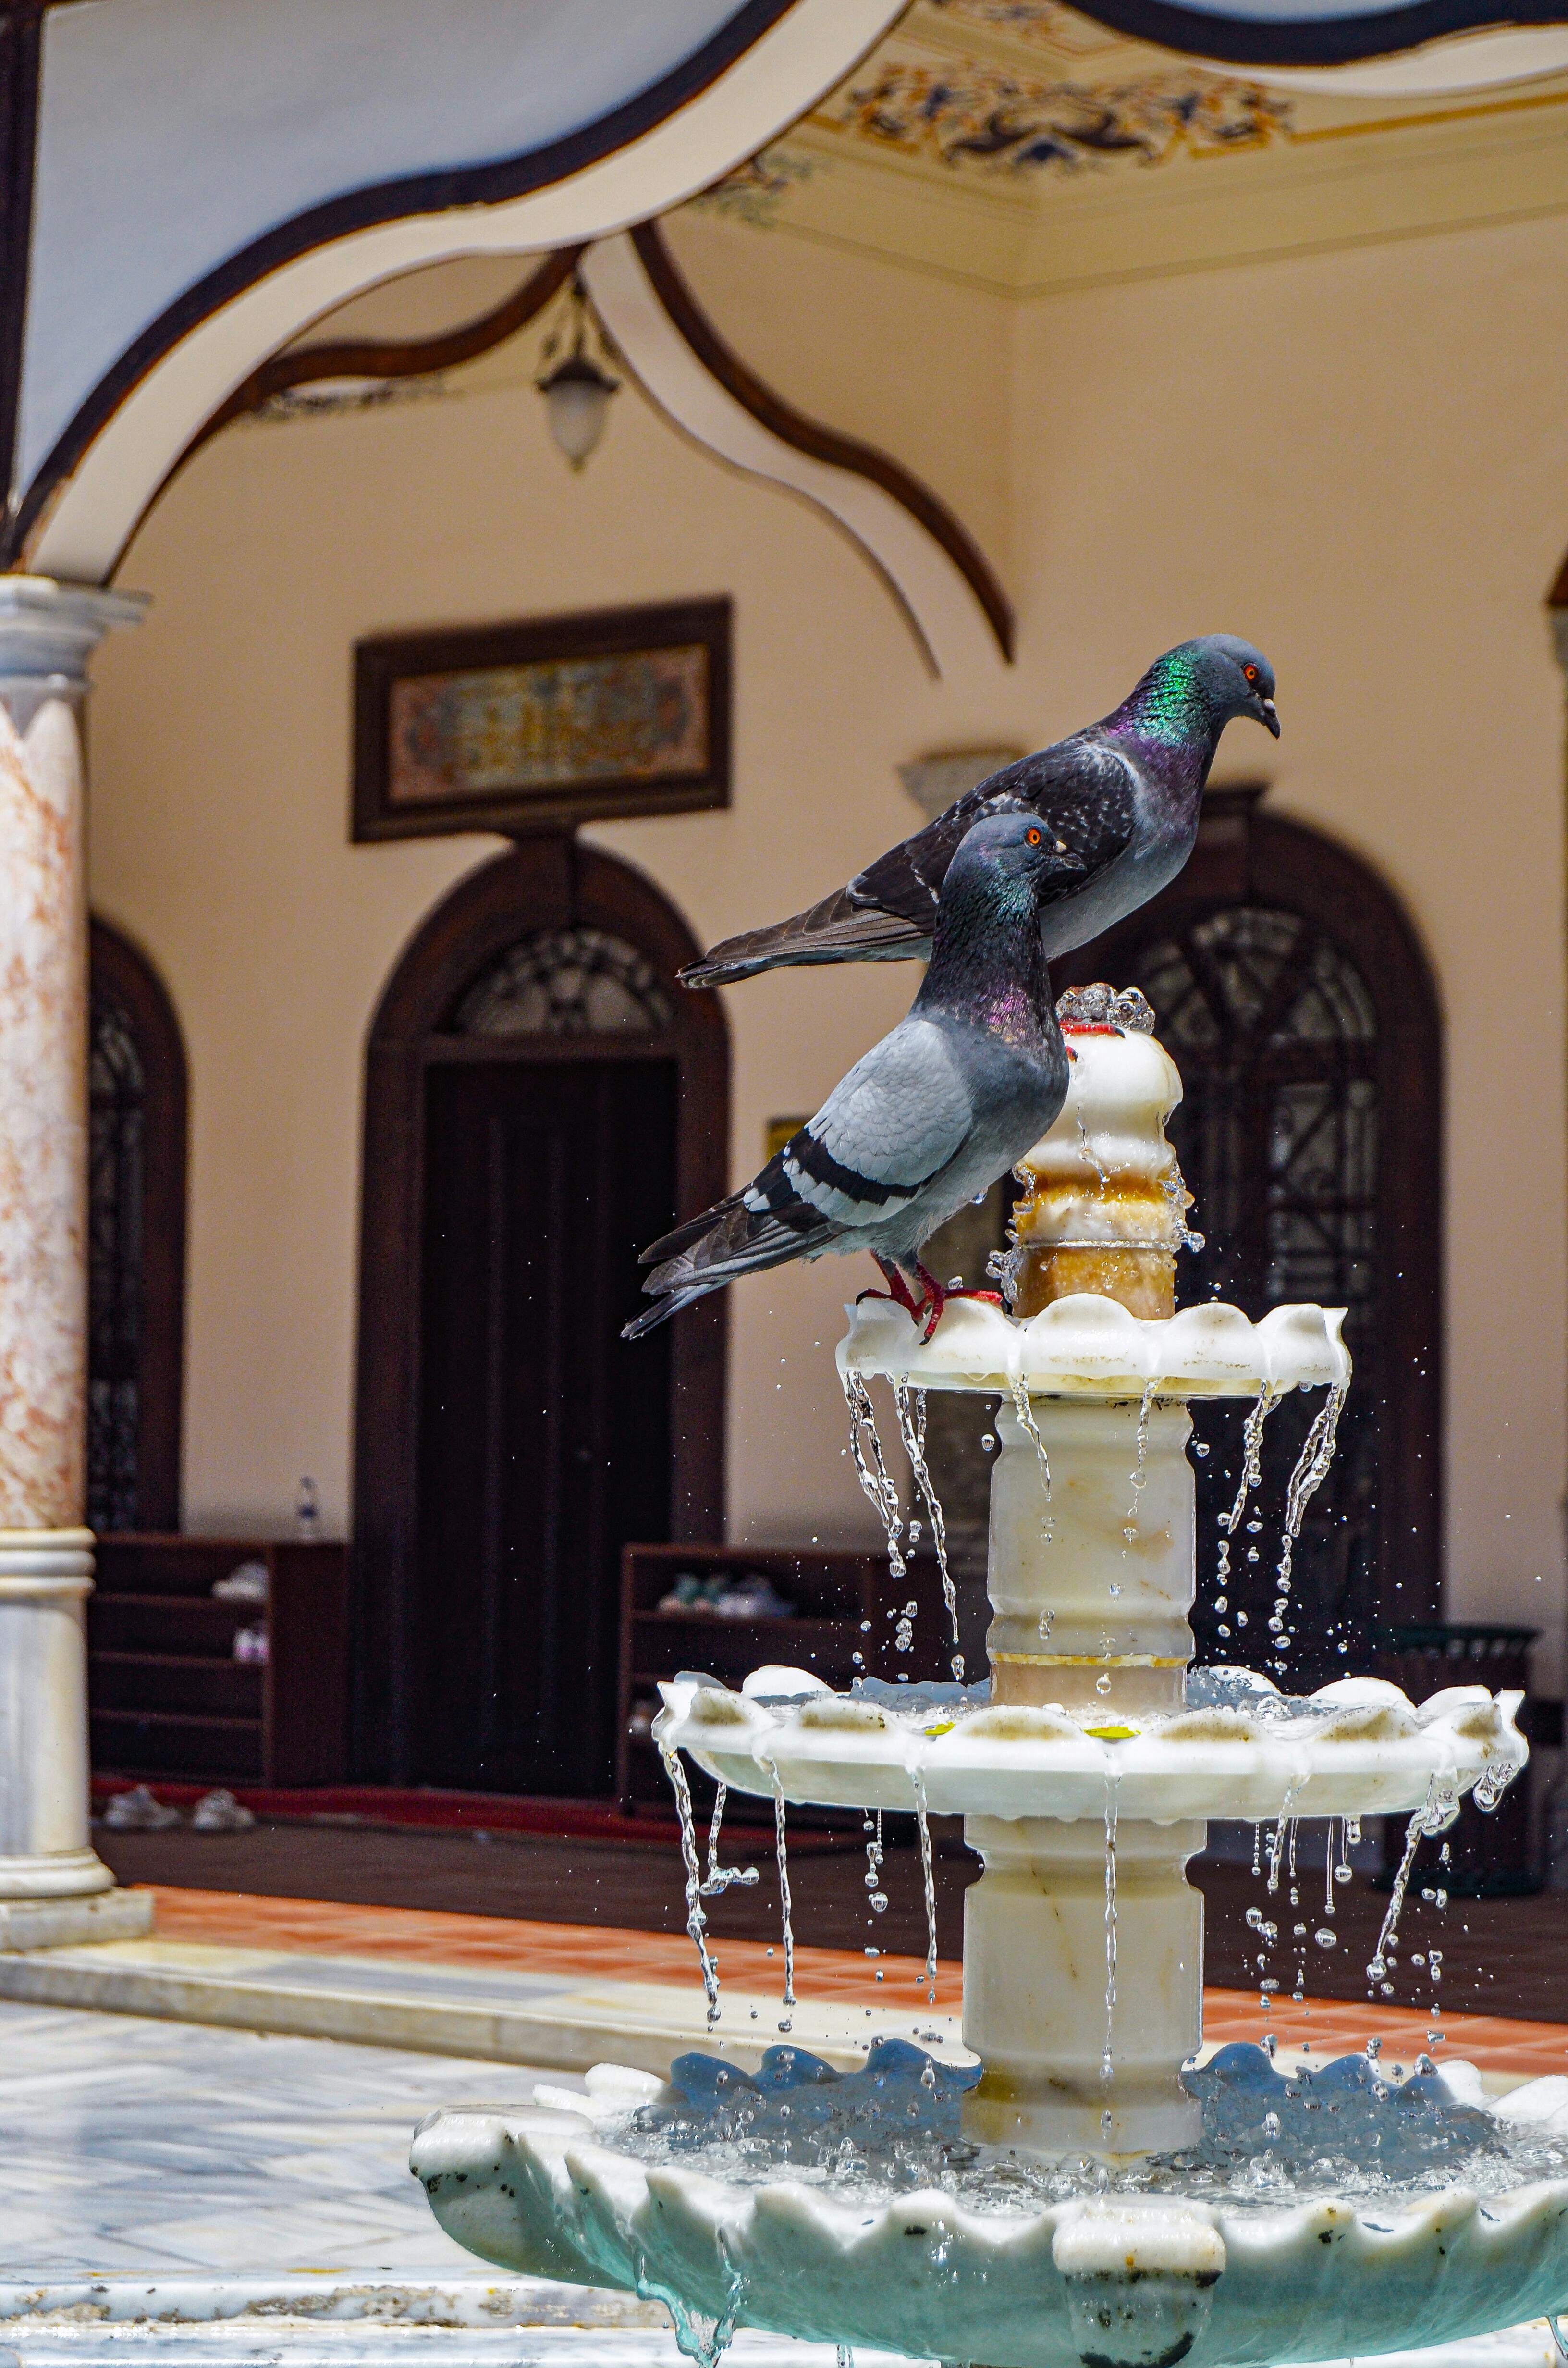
0, 1942, 964, 2081
0, 1996, 1562, 2368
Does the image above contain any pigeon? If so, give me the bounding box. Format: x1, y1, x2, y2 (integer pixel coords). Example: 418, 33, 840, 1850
624, 813, 1081, 1340
681, 634, 1278, 988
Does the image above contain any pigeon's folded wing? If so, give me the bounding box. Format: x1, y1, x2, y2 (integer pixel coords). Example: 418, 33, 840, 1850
851, 737, 1137, 936
777, 1017, 973, 1228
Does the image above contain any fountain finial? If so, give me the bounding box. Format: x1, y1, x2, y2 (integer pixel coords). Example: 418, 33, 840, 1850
1008, 985, 1195, 1321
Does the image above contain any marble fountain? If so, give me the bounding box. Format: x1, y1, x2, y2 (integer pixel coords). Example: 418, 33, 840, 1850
412, 988, 1567, 2368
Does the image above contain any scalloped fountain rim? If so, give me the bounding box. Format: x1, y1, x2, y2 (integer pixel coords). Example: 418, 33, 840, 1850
652, 1671, 1528, 1824
837, 1292, 1351, 1396
412, 2055, 1568, 2368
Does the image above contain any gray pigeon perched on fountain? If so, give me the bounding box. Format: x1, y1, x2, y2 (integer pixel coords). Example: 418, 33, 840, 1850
681, 633, 1278, 987
625, 812, 1081, 1339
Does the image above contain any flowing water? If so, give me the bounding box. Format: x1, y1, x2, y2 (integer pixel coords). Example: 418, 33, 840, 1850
1266, 1381, 1349, 1674
1007, 1380, 1054, 1542
892, 1377, 964, 1680
1368, 1776, 1460, 1995
1213, 1384, 1277, 1640
912, 1768, 938, 2002
771, 1766, 797, 2022
843, 1372, 906, 1578
702, 1784, 760, 1899
662, 1745, 722, 2026
1125, 1381, 1158, 1540
1102, 1773, 1121, 2124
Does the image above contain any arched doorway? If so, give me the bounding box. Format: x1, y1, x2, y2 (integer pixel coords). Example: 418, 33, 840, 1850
1055, 788, 1443, 1679
353, 837, 728, 1791
88, 917, 188, 1534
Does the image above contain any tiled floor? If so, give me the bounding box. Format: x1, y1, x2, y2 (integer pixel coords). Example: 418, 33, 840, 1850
132, 1885, 1567, 2082
0, 2001, 549, 2279
141, 1886, 963, 2014
98, 1821, 1568, 2026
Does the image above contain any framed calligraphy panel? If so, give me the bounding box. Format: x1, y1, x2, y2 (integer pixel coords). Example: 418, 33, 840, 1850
353, 598, 730, 840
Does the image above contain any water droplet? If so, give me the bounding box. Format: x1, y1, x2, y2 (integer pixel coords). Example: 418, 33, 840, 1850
1315, 1927, 1337, 1948
869, 1891, 888, 1912
1194, 1441, 1210, 1458
980, 1433, 996, 1453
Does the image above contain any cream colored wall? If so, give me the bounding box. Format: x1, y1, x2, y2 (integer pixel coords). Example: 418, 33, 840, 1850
88, 205, 1568, 1688
1007, 213, 1568, 1687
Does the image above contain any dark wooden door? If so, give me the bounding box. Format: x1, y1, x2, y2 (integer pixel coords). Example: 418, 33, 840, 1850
414, 1056, 676, 1794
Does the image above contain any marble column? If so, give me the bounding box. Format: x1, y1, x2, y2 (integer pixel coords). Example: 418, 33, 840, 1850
0, 577, 153, 1945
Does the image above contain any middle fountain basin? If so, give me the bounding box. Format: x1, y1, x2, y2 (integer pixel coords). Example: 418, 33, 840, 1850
654, 1675, 1527, 1824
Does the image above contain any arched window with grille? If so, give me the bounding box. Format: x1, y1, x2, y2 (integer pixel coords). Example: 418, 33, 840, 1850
1055, 788, 1442, 1678
87, 919, 188, 1533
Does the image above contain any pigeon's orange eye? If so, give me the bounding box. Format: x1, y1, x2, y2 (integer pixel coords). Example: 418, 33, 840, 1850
1244, 664, 1259, 682
1026, 827, 1042, 845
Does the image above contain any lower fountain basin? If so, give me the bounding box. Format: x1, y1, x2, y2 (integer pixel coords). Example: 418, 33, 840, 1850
413, 2054, 1568, 2368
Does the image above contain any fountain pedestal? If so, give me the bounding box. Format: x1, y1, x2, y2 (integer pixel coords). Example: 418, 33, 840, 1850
988, 1396, 1195, 1714
962, 1813, 1204, 2154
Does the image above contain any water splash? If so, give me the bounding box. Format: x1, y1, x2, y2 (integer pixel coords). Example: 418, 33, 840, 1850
1267, 1382, 1348, 1671
893, 1378, 964, 1680
701, 1783, 760, 1899
843, 1371, 906, 1578
770, 1765, 797, 2017
1215, 1384, 1277, 1603
662, 1745, 721, 2026
913, 1767, 938, 2003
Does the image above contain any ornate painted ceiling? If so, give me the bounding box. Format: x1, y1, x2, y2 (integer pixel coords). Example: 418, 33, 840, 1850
690, 0, 1568, 288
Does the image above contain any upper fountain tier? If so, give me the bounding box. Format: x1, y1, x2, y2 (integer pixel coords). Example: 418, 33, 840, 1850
842, 983, 1349, 1401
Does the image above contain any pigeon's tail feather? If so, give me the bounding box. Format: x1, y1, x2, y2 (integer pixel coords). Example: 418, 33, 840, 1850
681, 888, 930, 988
622, 1287, 710, 1340
625, 1172, 836, 1337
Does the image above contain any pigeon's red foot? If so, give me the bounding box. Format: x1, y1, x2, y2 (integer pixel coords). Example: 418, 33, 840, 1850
858, 1257, 926, 1323
909, 1265, 1006, 1343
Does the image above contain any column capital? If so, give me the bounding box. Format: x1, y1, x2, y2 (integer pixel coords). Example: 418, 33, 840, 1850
0, 575, 147, 705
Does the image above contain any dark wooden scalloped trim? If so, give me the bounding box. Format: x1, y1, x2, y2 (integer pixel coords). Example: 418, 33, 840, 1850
188, 248, 583, 456
4, 0, 801, 568
141, 247, 583, 536
1074, 0, 1565, 67
629, 222, 1014, 665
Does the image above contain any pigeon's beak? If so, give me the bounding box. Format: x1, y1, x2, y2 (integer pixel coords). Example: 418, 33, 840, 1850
1258, 695, 1281, 739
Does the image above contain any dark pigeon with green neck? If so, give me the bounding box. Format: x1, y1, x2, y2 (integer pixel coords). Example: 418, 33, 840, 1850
681, 634, 1278, 989
626, 812, 1080, 1340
